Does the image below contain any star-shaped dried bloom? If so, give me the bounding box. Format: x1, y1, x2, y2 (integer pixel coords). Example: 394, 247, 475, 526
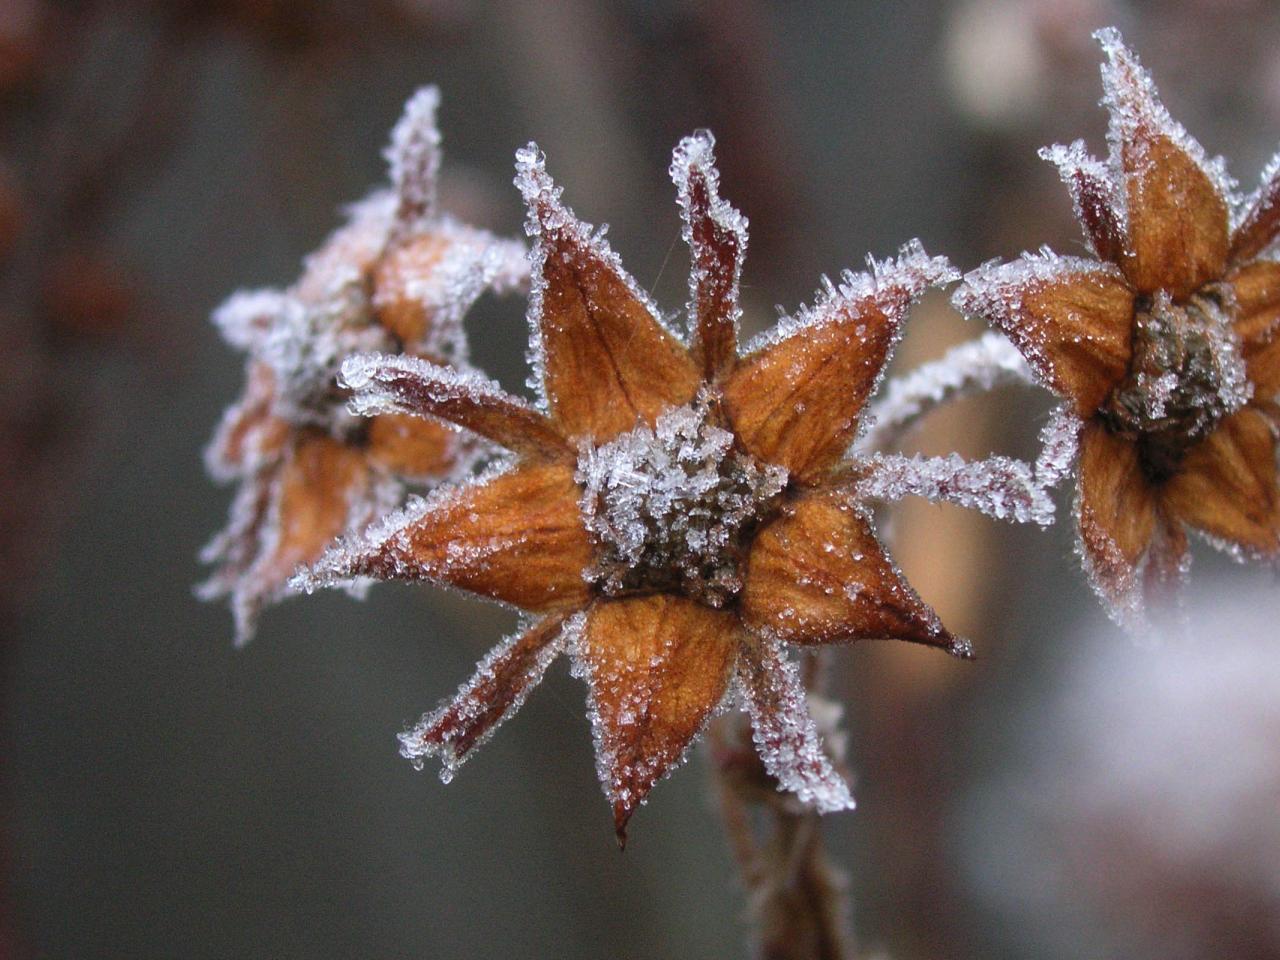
199, 88, 528, 644
297, 132, 1051, 842
955, 28, 1280, 626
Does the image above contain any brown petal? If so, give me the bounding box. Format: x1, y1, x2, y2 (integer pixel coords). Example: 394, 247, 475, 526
741, 490, 956, 652
581, 594, 738, 844
736, 631, 854, 813
1162, 408, 1280, 559
1097, 28, 1230, 297
671, 131, 745, 381
342, 353, 569, 459
261, 435, 373, 591
372, 233, 453, 346
516, 144, 700, 441
1230, 152, 1280, 263
303, 461, 592, 612
724, 243, 954, 479
293, 198, 390, 306
1228, 259, 1280, 395
365, 413, 459, 480
1041, 141, 1126, 263
1075, 421, 1157, 617
953, 254, 1135, 416
398, 614, 570, 779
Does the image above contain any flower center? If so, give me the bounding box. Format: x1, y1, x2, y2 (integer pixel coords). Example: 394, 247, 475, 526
1098, 284, 1250, 483
575, 395, 788, 606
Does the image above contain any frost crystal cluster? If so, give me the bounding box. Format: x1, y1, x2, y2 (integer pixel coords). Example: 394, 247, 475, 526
576, 397, 788, 604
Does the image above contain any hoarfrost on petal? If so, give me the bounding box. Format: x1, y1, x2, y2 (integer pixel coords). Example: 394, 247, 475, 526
856, 332, 1032, 453
1034, 405, 1084, 489
385, 85, 441, 232
670, 128, 747, 374
740, 239, 957, 356
212, 287, 292, 351
1094, 26, 1239, 227
1039, 139, 1126, 260
289, 458, 518, 595
856, 451, 1055, 526
398, 613, 574, 781
737, 633, 855, 814
514, 142, 682, 411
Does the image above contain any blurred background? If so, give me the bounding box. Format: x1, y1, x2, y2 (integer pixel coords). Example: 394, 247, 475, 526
4, 1, 1280, 957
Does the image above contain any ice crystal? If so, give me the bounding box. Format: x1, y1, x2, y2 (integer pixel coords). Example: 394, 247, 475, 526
737, 635, 855, 814
576, 395, 787, 605
857, 452, 1055, 526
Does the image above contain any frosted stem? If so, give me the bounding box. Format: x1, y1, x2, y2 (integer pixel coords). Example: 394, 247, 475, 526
856, 332, 1033, 454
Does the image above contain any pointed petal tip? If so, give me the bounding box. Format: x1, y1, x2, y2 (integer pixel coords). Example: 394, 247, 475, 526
671, 128, 717, 175
613, 803, 632, 850
948, 635, 976, 660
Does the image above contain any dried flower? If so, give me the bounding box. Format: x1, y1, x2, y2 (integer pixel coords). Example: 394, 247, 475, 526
199, 88, 528, 645
296, 131, 1049, 843
954, 28, 1280, 626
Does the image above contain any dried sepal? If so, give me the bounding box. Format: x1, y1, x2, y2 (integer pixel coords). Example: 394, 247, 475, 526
340, 352, 569, 459
953, 251, 1135, 415
1230, 148, 1280, 263
741, 491, 957, 652
1075, 422, 1156, 623
856, 331, 1031, 454
1162, 407, 1280, 559
724, 242, 955, 480
372, 223, 529, 361
516, 143, 700, 440
1040, 140, 1126, 262
1034, 405, 1084, 489
298, 461, 593, 611
855, 452, 1054, 526
204, 361, 289, 482
1228, 258, 1280, 396
1096, 27, 1232, 298
398, 613, 573, 782
671, 129, 745, 381
384, 85, 441, 236
736, 632, 854, 814
364, 413, 460, 481
580, 595, 738, 844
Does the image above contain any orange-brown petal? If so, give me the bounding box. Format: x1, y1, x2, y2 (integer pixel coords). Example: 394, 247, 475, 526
1230, 152, 1280, 263
1042, 140, 1127, 263
1075, 421, 1157, 616
398, 614, 571, 779
1097, 29, 1230, 297
517, 145, 699, 441
724, 243, 953, 480
581, 594, 738, 844
1228, 259, 1280, 396
1162, 408, 1280, 559
741, 490, 955, 651
342, 353, 569, 459
671, 131, 744, 381
372, 233, 453, 346
260, 435, 373, 590
303, 460, 592, 612
953, 254, 1135, 416
365, 413, 459, 480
